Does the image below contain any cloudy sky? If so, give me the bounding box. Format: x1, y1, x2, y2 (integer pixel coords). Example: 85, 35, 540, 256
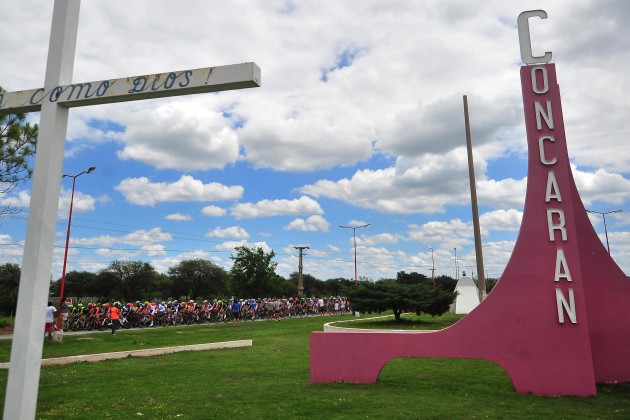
1, 0, 629, 285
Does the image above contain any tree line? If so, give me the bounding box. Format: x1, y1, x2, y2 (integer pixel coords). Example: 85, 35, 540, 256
0, 244, 499, 317
0, 246, 355, 315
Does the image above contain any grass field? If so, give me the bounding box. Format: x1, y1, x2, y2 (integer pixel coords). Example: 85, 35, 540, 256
0, 313, 628, 418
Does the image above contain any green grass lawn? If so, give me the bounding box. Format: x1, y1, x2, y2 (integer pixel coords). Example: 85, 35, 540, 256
0, 314, 629, 418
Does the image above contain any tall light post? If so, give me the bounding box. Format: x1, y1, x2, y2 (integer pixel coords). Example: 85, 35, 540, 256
453, 247, 459, 280
340, 224, 370, 287
57, 166, 96, 330
426, 246, 436, 288
586, 209, 622, 255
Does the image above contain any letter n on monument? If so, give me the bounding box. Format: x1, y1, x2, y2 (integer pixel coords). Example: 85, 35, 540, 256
309, 10, 630, 396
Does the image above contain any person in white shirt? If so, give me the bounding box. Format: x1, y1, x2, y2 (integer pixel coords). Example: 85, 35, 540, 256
45, 301, 57, 341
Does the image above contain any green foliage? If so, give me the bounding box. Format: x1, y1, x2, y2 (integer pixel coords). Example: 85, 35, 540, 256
487, 277, 499, 293
50, 270, 99, 300
347, 278, 455, 321
229, 246, 279, 297
396, 271, 430, 285
150, 273, 174, 299
435, 274, 457, 292
0, 86, 38, 217
168, 258, 228, 299
0, 263, 20, 315
285, 273, 354, 297
100, 260, 157, 301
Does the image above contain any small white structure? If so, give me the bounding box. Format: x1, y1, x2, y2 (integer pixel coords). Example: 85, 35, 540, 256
451, 276, 480, 314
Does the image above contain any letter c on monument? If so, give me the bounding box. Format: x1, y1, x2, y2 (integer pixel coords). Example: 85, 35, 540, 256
518, 10, 552, 64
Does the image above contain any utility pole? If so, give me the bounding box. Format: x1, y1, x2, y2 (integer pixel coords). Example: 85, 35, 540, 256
294, 246, 309, 297
453, 247, 460, 280
463, 95, 487, 301
340, 224, 371, 287
426, 246, 436, 288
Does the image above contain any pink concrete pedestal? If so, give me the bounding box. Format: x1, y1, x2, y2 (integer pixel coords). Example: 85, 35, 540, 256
310, 64, 630, 396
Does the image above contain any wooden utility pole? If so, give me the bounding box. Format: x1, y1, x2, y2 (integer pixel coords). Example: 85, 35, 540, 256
463, 95, 486, 301
295, 246, 309, 296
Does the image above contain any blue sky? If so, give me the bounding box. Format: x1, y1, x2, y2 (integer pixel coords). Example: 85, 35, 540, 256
1, 0, 629, 284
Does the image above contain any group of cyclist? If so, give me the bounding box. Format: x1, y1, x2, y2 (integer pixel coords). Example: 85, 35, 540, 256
59, 296, 351, 333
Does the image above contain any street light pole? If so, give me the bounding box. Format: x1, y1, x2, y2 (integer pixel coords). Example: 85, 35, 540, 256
426, 246, 436, 288
453, 247, 459, 280
56, 166, 95, 331
340, 224, 370, 287
586, 209, 622, 255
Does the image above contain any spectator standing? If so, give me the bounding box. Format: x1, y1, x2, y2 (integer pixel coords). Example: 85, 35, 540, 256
44, 301, 57, 341
107, 302, 123, 335
273, 298, 281, 321
60, 298, 71, 330
232, 298, 241, 323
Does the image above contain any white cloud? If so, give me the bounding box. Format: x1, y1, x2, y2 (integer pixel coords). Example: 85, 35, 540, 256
284, 215, 330, 232
407, 219, 474, 249
73, 227, 172, 247
479, 209, 523, 232
0, 190, 31, 209
201, 205, 227, 217
231, 196, 324, 219
207, 226, 249, 239
165, 213, 192, 221
573, 165, 630, 206
140, 244, 167, 256
215, 240, 271, 253
115, 175, 243, 206
301, 150, 475, 214
358, 232, 403, 246
117, 101, 240, 170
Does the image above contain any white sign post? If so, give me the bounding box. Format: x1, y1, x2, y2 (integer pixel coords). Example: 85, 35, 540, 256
2, 1, 260, 418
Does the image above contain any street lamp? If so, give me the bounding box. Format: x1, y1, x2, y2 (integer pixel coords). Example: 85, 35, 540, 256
453, 247, 459, 280
57, 166, 96, 331
586, 209, 622, 255
426, 246, 436, 288
340, 224, 370, 287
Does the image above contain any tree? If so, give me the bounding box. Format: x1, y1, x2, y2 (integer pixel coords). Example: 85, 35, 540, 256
0, 86, 38, 217
347, 279, 455, 322
149, 273, 174, 300
397, 271, 430, 285
324, 277, 354, 296
50, 270, 98, 300
100, 260, 157, 301
229, 246, 279, 297
435, 275, 457, 292
168, 259, 228, 299
0, 262, 20, 315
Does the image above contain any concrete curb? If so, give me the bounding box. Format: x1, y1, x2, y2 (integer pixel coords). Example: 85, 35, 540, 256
0, 339, 252, 369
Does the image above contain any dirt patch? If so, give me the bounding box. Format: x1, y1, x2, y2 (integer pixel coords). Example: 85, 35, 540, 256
0, 327, 13, 334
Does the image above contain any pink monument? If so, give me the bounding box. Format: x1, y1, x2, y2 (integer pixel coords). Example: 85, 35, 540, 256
309, 12, 630, 396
